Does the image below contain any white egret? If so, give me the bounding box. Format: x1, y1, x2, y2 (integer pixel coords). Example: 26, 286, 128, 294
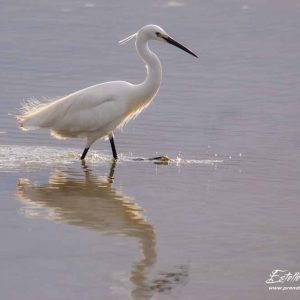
17, 24, 197, 160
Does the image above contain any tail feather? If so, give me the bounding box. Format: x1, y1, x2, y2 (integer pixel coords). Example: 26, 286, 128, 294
17, 97, 61, 130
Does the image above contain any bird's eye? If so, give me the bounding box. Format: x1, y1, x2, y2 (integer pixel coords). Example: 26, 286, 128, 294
155, 32, 161, 37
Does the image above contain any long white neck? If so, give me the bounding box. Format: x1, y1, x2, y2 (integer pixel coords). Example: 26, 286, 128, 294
135, 34, 162, 100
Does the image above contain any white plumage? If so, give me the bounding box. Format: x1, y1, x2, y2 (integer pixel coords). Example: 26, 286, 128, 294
17, 24, 197, 160
19, 81, 150, 142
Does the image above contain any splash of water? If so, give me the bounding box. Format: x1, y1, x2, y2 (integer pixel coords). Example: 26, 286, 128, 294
0, 145, 223, 170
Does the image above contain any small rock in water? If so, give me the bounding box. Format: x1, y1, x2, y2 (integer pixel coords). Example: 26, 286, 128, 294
150, 155, 170, 161
151, 155, 170, 165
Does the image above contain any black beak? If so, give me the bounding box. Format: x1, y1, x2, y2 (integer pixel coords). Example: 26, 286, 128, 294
163, 36, 198, 58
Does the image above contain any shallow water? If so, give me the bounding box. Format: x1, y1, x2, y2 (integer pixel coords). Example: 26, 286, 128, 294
1, 1, 300, 299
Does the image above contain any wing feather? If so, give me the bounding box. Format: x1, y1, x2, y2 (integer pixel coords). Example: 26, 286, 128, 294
17, 82, 131, 132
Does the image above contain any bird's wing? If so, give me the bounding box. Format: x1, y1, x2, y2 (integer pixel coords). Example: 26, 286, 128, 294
19, 82, 132, 131
54, 97, 127, 133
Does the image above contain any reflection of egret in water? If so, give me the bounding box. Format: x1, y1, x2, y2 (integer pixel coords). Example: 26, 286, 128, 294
16, 162, 188, 299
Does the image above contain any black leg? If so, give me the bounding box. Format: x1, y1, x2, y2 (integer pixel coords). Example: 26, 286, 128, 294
109, 135, 118, 160
107, 160, 116, 183
80, 147, 89, 160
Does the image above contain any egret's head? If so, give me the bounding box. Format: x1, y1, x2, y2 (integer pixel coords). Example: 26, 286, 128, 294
119, 24, 198, 58
138, 24, 168, 41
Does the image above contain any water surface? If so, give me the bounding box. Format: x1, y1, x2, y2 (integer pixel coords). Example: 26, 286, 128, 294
0, 1, 300, 299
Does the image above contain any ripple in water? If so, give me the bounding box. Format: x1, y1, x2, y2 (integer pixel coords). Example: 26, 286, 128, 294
0, 145, 222, 170
0, 145, 110, 170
